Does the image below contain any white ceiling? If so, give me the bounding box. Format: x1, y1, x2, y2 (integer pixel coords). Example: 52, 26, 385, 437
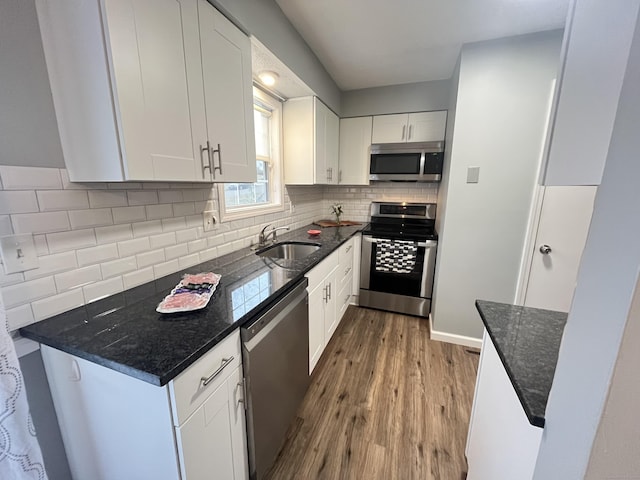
275, 0, 571, 91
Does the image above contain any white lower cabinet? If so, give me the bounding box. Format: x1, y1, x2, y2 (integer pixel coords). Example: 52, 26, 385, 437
306, 237, 357, 374
466, 330, 542, 480
41, 329, 248, 480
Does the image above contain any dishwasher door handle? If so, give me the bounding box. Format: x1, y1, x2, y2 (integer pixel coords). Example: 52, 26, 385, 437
201, 356, 234, 387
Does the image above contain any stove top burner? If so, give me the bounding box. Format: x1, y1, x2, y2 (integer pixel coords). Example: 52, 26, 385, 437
363, 201, 438, 241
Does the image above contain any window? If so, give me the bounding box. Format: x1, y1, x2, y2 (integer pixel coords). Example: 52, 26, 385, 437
218, 88, 283, 220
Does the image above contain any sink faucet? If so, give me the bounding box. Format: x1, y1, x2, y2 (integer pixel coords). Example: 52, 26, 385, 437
259, 224, 290, 246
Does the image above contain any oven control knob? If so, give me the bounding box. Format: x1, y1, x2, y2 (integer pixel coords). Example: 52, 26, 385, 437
539, 244, 552, 255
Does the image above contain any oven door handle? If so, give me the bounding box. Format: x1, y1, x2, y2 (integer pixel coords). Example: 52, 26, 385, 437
362, 236, 437, 248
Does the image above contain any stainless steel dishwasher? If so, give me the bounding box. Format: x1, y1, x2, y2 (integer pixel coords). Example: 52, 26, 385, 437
241, 278, 310, 480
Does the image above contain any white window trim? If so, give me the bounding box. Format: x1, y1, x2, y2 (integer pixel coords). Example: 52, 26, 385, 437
217, 88, 285, 222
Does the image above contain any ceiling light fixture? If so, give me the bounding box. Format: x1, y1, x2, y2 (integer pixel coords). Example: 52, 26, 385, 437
258, 71, 279, 87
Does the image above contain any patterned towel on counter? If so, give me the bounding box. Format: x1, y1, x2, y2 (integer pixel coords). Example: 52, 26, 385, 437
375, 239, 418, 273
0, 293, 48, 480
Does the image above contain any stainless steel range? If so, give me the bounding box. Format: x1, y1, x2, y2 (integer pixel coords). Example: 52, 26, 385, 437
359, 202, 438, 317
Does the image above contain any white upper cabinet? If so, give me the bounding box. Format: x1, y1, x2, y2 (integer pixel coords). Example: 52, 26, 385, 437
197, 2, 256, 183
338, 116, 372, 185
283, 96, 339, 185
371, 111, 447, 144
36, 0, 255, 183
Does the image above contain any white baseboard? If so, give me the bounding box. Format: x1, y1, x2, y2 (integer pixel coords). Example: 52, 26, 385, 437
429, 314, 483, 349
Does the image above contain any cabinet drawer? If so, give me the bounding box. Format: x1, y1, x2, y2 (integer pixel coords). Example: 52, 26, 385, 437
169, 329, 241, 426
338, 238, 355, 289
337, 276, 353, 322
306, 249, 339, 289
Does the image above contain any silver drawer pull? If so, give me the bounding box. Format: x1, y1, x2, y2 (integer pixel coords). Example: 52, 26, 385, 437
201, 356, 234, 387
345, 266, 352, 276
346, 245, 352, 253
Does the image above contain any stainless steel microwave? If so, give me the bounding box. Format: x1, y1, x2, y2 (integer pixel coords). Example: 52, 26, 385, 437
369, 141, 444, 182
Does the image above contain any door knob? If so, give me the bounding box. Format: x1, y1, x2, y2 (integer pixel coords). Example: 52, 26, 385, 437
539, 245, 552, 255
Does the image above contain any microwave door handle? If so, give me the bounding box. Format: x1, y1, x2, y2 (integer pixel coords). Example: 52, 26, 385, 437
419, 152, 426, 176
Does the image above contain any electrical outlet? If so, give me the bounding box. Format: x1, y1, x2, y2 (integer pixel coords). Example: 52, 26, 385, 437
0, 234, 39, 274
203, 210, 218, 232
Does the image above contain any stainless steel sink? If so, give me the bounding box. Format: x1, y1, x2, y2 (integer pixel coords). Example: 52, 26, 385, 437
256, 241, 321, 260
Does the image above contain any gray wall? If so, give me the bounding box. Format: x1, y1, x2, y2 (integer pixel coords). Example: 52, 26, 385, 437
0, 0, 63, 168
340, 79, 451, 117
212, 0, 341, 113
432, 30, 563, 340
19, 351, 72, 480
533, 10, 640, 477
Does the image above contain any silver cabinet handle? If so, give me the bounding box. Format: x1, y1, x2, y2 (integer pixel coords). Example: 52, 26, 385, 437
210, 143, 222, 178
345, 266, 352, 276
327, 168, 331, 181
200, 141, 212, 179
408, 125, 413, 140
401, 125, 406, 140
540, 245, 552, 255
201, 356, 234, 386
236, 381, 245, 407
339, 170, 342, 183
322, 285, 327, 302
346, 245, 352, 253
327, 282, 331, 300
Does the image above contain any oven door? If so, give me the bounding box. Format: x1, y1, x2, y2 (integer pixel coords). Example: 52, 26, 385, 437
360, 235, 437, 298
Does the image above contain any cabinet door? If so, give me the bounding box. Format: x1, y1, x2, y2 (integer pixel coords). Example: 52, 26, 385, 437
326, 106, 340, 184
323, 268, 339, 344
104, 0, 202, 181
339, 117, 372, 185
176, 366, 248, 480
308, 282, 326, 374
314, 99, 330, 184
407, 111, 447, 142
371, 114, 408, 143
198, 1, 257, 183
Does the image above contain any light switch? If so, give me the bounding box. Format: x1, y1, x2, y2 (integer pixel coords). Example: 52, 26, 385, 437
0, 234, 39, 274
467, 166, 480, 183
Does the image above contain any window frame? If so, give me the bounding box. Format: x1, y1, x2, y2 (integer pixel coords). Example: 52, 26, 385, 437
217, 87, 284, 222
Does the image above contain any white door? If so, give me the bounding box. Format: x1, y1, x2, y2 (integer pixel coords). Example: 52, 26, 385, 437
198, 1, 257, 183
105, 0, 201, 181
523, 186, 597, 311
339, 116, 372, 185
408, 111, 447, 142
371, 114, 409, 143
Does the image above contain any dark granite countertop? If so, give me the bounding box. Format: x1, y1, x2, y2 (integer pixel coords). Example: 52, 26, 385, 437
475, 300, 568, 428
21, 224, 362, 386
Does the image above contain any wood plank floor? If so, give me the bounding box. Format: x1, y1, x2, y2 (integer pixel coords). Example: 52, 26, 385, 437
265, 306, 480, 480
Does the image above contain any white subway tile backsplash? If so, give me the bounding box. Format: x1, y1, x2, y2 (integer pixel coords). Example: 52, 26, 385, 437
132, 220, 163, 238
127, 190, 158, 206
113, 206, 146, 224
37, 190, 89, 211
158, 190, 183, 204
0, 191, 39, 214
199, 247, 217, 262
32, 289, 84, 321
95, 224, 133, 244
117, 237, 150, 257
12, 211, 70, 234
147, 204, 173, 220
24, 251, 78, 280
176, 228, 198, 243
0, 270, 24, 287
47, 229, 96, 253
153, 259, 179, 279
188, 239, 207, 253
173, 202, 196, 217
76, 244, 119, 267
6, 304, 35, 331
69, 208, 113, 229
107, 182, 142, 190
83, 276, 123, 303
0, 166, 62, 190
162, 217, 186, 232
165, 243, 188, 260
59, 169, 103, 190
101, 257, 138, 278
178, 253, 200, 269
55, 265, 101, 292
123, 267, 154, 289
2, 276, 57, 309
88, 190, 128, 208
182, 189, 205, 202
149, 232, 176, 249
33, 235, 49, 255
0, 216, 13, 235
137, 249, 165, 268
185, 214, 203, 228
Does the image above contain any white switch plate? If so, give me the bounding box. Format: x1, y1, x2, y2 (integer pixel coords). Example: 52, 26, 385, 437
0, 234, 39, 274
467, 166, 480, 183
